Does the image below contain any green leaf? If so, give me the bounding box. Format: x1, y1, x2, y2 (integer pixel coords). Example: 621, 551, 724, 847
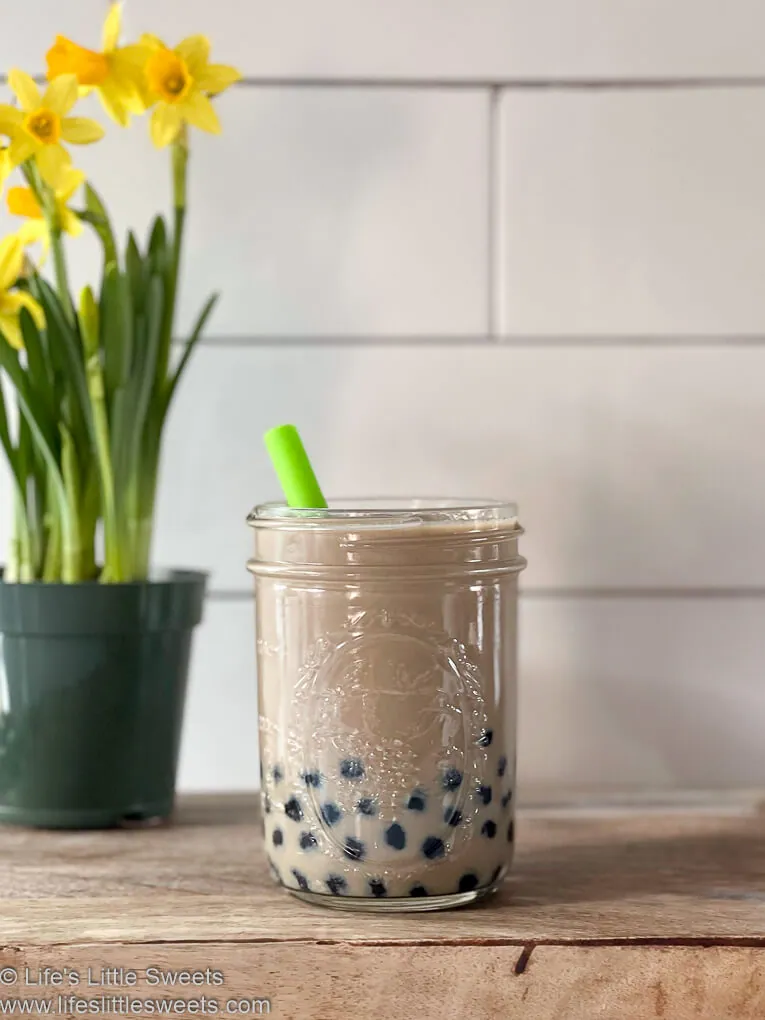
0, 333, 68, 541
125, 231, 144, 314
118, 272, 134, 385
0, 379, 29, 537
19, 308, 54, 410
100, 266, 122, 401
0, 385, 33, 582
81, 183, 118, 273
164, 292, 218, 417
147, 216, 169, 277
0, 330, 59, 459
30, 279, 92, 454
131, 274, 165, 446
0, 374, 17, 467
100, 266, 134, 398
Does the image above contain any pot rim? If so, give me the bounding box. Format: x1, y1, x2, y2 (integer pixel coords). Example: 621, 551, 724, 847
0, 568, 208, 589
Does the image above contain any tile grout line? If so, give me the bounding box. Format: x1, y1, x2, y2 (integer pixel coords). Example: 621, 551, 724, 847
486, 86, 501, 339
7, 75, 765, 91
206, 587, 765, 603
184, 334, 765, 348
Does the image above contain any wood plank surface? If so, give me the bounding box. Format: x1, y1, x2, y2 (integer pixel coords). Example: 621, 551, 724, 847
0, 794, 763, 1019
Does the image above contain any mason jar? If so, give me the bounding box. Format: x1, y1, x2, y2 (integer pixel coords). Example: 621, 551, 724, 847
246, 499, 526, 912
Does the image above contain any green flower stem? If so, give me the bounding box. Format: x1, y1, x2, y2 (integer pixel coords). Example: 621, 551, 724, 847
50, 230, 76, 326
127, 513, 153, 579
164, 131, 188, 373
42, 476, 61, 582
7, 491, 33, 582
80, 285, 123, 582
126, 132, 189, 581
60, 424, 83, 582
22, 162, 76, 325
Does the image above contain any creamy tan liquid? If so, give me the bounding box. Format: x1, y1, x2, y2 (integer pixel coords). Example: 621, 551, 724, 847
251, 517, 522, 902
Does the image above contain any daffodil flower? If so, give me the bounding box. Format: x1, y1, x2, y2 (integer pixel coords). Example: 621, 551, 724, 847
0, 71, 104, 186
7, 165, 85, 261
0, 235, 45, 350
141, 34, 241, 148
0, 147, 12, 190
46, 2, 152, 127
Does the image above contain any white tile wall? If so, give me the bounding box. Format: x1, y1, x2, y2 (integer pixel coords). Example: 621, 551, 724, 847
1, 1, 764, 794
184, 596, 765, 793
155, 345, 765, 592
179, 600, 259, 793
0, 89, 489, 338
6, 1, 765, 79
500, 90, 765, 335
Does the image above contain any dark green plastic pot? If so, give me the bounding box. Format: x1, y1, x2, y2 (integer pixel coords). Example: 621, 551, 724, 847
0, 569, 206, 829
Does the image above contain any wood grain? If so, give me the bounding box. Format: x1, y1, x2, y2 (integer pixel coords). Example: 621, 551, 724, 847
0, 794, 763, 1018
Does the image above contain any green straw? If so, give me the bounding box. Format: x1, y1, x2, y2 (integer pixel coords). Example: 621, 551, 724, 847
263, 424, 328, 508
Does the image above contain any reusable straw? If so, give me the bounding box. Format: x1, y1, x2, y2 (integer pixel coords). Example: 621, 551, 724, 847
263, 424, 328, 508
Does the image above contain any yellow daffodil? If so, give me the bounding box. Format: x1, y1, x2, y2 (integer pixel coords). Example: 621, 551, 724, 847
0, 147, 11, 190
141, 34, 241, 147
7, 166, 85, 260
0, 71, 104, 186
46, 2, 152, 127
0, 235, 45, 350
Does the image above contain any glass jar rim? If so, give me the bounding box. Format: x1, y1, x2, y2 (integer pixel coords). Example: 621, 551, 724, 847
247, 497, 521, 531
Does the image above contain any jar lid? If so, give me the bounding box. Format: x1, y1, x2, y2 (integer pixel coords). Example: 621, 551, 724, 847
247, 497, 521, 532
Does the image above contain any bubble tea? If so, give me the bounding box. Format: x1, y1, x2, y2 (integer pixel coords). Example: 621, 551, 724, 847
248, 429, 526, 911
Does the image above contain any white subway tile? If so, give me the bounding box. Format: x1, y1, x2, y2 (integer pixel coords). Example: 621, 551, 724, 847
7, 1, 765, 80
499, 90, 765, 335
178, 598, 259, 793
520, 596, 765, 790
177, 595, 765, 792
0, 87, 489, 338
150, 344, 765, 592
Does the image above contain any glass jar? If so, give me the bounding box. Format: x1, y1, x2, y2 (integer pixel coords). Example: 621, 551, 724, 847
247, 499, 526, 912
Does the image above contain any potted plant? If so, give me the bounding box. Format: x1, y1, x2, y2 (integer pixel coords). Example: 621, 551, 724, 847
0, 5, 240, 827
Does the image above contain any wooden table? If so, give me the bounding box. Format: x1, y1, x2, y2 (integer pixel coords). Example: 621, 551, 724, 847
1, 794, 764, 1019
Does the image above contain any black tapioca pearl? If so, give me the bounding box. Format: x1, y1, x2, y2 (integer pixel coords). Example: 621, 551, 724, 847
507, 819, 515, 842
369, 879, 387, 898
444, 807, 462, 827
477, 729, 493, 747
442, 768, 463, 791
291, 868, 309, 891
422, 836, 445, 860
262, 791, 272, 814
356, 797, 377, 816
481, 819, 497, 839
326, 875, 347, 895
339, 758, 365, 780
320, 802, 342, 826
490, 865, 503, 885
344, 836, 366, 861
385, 822, 407, 850
407, 791, 427, 811
497, 756, 507, 777
299, 831, 318, 851
410, 884, 428, 897
284, 796, 303, 822
302, 770, 323, 788
272, 764, 284, 784
458, 873, 479, 893
272, 827, 284, 847
478, 785, 492, 806
501, 791, 512, 809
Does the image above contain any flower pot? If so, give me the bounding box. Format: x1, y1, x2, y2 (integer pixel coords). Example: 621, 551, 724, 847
0, 570, 207, 829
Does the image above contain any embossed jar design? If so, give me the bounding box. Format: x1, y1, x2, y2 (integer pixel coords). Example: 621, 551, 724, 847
247, 500, 526, 911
